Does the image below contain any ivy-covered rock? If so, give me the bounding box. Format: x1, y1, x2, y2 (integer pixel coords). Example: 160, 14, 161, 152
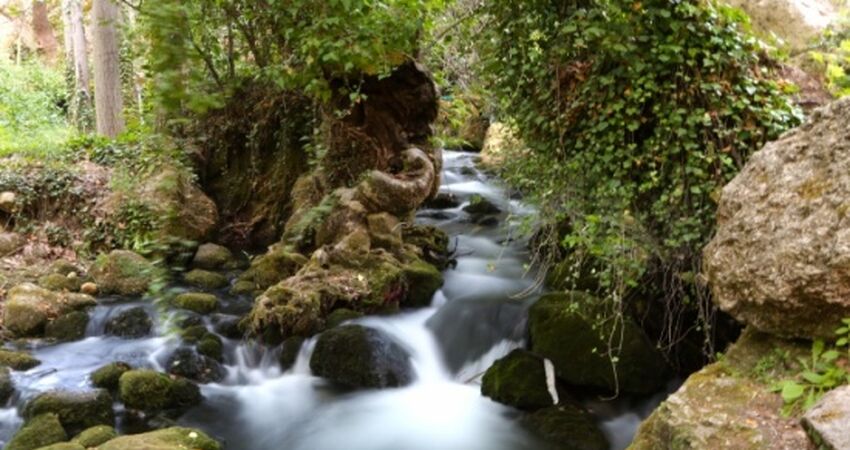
90, 250, 154, 296
23, 389, 114, 435
192, 243, 236, 270
183, 269, 228, 290
521, 405, 608, 450
104, 307, 153, 339
482, 349, 557, 411
173, 293, 219, 314
3, 284, 95, 337
0, 349, 41, 371
95, 426, 221, 450
401, 260, 443, 307
5, 413, 67, 450
528, 292, 668, 394
310, 325, 413, 389
90, 362, 133, 391
71, 425, 117, 447
44, 311, 89, 342
118, 369, 202, 412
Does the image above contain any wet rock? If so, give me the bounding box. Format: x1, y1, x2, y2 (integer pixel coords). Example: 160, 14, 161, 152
0, 231, 24, 257
212, 314, 243, 339
462, 195, 501, 217
704, 98, 850, 339
325, 308, 364, 329
472, 215, 499, 227
0, 348, 41, 371
528, 292, 668, 394
424, 192, 460, 209
104, 307, 153, 338
3, 283, 94, 337
90, 250, 154, 296
38, 273, 82, 292
521, 405, 608, 450
482, 349, 558, 411
279, 336, 306, 371
44, 311, 89, 342
0, 367, 13, 404
401, 260, 443, 307
233, 246, 307, 296
23, 389, 114, 435
118, 370, 202, 412
310, 325, 413, 389
402, 224, 451, 270
184, 269, 228, 290
96, 426, 221, 450
80, 282, 98, 296
90, 362, 133, 391
802, 385, 850, 450
71, 425, 117, 447
192, 243, 235, 270
166, 348, 225, 383
173, 292, 219, 314
196, 334, 224, 361
6, 413, 67, 450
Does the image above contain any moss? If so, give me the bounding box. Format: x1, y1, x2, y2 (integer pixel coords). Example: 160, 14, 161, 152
48, 260, 79, 276
183, 270, 228, 290
235, 247, 307, 293
325, 308, 364, 329
279, 336, 306, 371
481, 349, 555, 410
23, 389, 114, 435
0, 366, 14, 404
401, 225, 450, 269
173, 293, 219, 314
96, 426, 220, 450
229, 280, 257, 296
0, 349, 41, 371
36, 443, 85, 450
38, 273, 82, 292
401, 260, 443, 307
521, 406, 608, 450
6, 413, 67, 450
89, 250, 154, 296
90, 362, 132, 391
180, 325, 208, 342
44, 311, 89, 342
197, 334, 223, 361
118, 370, 173, 411
192, 243, 235, 270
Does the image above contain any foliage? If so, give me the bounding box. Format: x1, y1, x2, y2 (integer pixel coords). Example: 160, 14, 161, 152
810, 12, 850, 98
479, 0, 801, 359
774, 319, 850, 415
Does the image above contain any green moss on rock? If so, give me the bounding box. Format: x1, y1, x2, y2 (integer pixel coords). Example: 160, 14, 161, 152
90, 362, 132, 391
192, 243, 236, 270
197, 334, 223, 361
6, 413, 67, 450
118, 370, 201, 412
71, 425, 117, 447
521, 405, 608, 450
401, 260, 443, 307
23, 389, 114, 435
90, 250, 154, 296
173, 293, 219, 314
183, 270, 228, 290
482, 349, 556, 410
96, 426, 220, 450
234, 246, 307, 295
0, 366, 14, 404
44, 311, 89, 342
2, 283, 92, 337
310, 325, 413, 389
0, 349, 41, 371
35, 443, 84, 450
325, 308, 364, 329
38, 273, 82, 292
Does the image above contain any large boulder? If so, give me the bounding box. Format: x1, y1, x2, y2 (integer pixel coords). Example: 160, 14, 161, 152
6, 413, 67, 450
704, 98, 850, 339
71, 425, 117, 447
310, 325, 413, 389
23, 389, 114, 436
3, 284, 95, 337
90, 362, 132, 391
0, 349, 40, 370
183, 269, 228, 290
44, 311, 89, 342
529, 292, 668, 394
522, 405, 609, 450
722, 0, 837, 53
482, 349, 558, 411
118, 369, 202, 412
90, 250, 154, 296
802, 385, 850, 450
104, 307, 153, 339
96, 427, 220, 450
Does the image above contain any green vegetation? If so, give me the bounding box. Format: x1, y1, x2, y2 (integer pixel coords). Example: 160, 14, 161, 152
811, 13, 850, 97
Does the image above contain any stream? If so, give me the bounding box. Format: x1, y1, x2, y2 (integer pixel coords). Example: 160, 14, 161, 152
1, 150, 668, 449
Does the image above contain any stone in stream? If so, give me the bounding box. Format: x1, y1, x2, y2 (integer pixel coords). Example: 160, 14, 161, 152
118, 369, 202, 412
95, 427, 221, 450
482, 349, 559, 411
166, 347, 225, 383
462, 195, 501, 217
521, 405, 609, 450
44, 310, 89, 342
89, 250, 154, 296
0, 366, 14, 404
400, 260, 443, 308
279, 336, 306, 371
310, 325, 413, 389
192, 243, 236, 270
90, 362, 133, 391
23, 389, 114, 436
104, 307, 153, 339
71, 425, 117, 447
211, 314, 243, 339
173, 292, 219, 314
424, 192, 460, 209
802, 385, 850, 450
0, 348, 41, 371
3, 283, 95, 337
5, 413, 67, 450
183, 269, 229, 290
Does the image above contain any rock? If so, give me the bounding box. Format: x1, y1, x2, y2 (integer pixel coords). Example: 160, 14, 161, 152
5, 413, 67, 450
173, 293, 219, 314
23, 389, 114, 435
48, 260, 79, 276
183, 269, 228, 290
0, 191, 16, 212
722, 0, 837, 53
35, 443, 84, 450
118, 370, 202, 412
704, 98, 850, 339
402, 224, 451, 270
3, 283, 94, 337
279, 336, 305, 371
90, 362, 132, 391
528, 292, 668, 394
104, 307, 153, 339
0, 367, 14, 404
401, 260, 443, 307
366, 213, 403, 251
95, 427, 221, 450
802, 385, 850, 450
463, 195, 501, 217
166, 348, 225, 383
325, 308, 364, 329
80, 282, 98, 296
480, 122, 526, 170
192, 243, 235, 270
521, 405, 608, 450
0, 349, 40, 371
310, 325, 413, 389
90, 250, 154, 296
212, 315, 243, 339
424, 192, 460, 209
0, 231, 24, 257
482, 349, 558, 411
196, 334, 223, 361
44, 311, 89, 342
38, 273, 82, 292
71, 425, 117, 447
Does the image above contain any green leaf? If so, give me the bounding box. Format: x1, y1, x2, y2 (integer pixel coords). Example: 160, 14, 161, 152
780, 381, 805, 403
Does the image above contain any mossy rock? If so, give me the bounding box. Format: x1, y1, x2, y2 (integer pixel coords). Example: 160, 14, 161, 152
196, 334, 223, 361
235, 247, 307, 294
118, 370, 173, 411
44, 311, 89, 342
325, 308, 364, 329
401, 225, 451, 269
482, 349, 557, 410
173, 293, 219, 315
529, 292, 668, 394
23, 389, 114, 436
104, 307, 152, 339
279, 336, 305, 371
6, 413, 67, 450
90, 362, 132, 391
192, 243, 236, 270
35, 443, 84, 450
179, 325, 208, 342
401, 260, 443, 307
95, 427, 220, 450
521, 405, 608, 450
48, 260, 80, 276
38, 273, 82, 292
3, 284, 93, 337
0, 366, 14, 404
71, 425, 117, 447
183, 270, 228, 290
0, 349, 41, 371
90, 251, 154, 296
310, 325, 413, 389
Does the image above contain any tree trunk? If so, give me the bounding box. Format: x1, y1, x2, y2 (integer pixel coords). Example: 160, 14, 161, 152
62, 0, 92, 131
92, 0, 125, 137
32, 1, 59, 63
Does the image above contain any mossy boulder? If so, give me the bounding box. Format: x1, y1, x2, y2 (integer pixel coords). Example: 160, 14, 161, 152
118, 370, 202, 412
529, 292, 668, 394
173, 293, 219, 314
0, 349, 41, 371
482, 349, 557, 410
192, 243, 236, 270
3, 284, 95, 337
44, 311, 89, 342
48, 260, 80, 276
279, 336, 305, 371
38, 273, 82, 292
233, 246, 307, 295
310, 325, 413, 389
90, 362, 132, 391
522, 405, 608, 450
96, 426, 220, 450
402, 224, 451, 269
196, 334, 223, 361
37, 443, 85, 450
0, 366, 14, 404
23, 389, 114, 435
90, 251, 154, 296
183, 270, 228, 290
6, 413, 67, 450
71, 425, 117, 447
401, 260, 443, 307
104, 307, 152, 339
325, 308, 364, 329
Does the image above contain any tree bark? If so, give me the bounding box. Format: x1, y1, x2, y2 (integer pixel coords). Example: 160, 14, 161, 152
62, 0, 92, 130
92, 0, 125, 137
32, 1, 59, 63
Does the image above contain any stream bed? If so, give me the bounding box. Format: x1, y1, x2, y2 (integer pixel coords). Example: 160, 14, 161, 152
1, 150, 669, 449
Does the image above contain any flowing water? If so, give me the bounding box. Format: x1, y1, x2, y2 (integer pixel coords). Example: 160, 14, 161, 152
0, 150, 667, 449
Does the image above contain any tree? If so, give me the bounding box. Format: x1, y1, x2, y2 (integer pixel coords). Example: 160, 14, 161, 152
32, 1, 59, 63
61, 0, 92, 130
92, 0, 124, 137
